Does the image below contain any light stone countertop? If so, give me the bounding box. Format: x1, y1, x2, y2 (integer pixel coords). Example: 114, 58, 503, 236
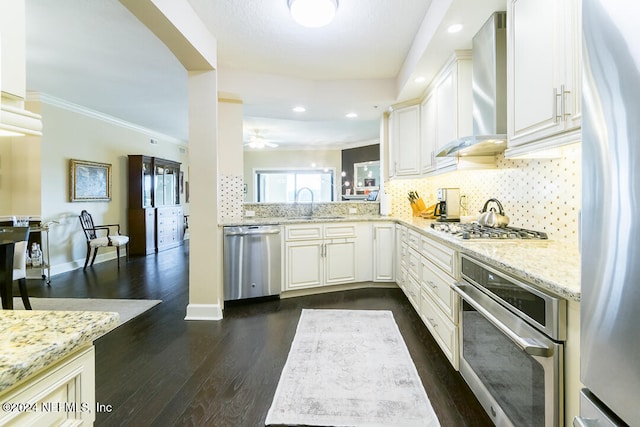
221, 214, 581, 301
0, 310, 119, 393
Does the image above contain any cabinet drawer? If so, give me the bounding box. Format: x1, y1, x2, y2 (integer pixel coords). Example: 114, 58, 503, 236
421, 235, 456, 276
324, 223, 356, 239
421, 257, 458, 322
0, 346, 95, 426
420, 290, 458, 369
405, 274, 420, 311
407, 229, 421, 250
285, 225, 323, 241
408, 247, 421, 280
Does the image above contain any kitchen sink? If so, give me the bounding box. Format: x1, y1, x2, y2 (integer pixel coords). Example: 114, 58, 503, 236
289, 215, 347, 220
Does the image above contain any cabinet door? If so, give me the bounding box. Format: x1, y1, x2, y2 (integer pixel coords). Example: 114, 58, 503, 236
373, 223, 395, 282
435, 68, 457, 170
507, 0, 581, 152
0, 0, 26, 98
392, 105, 421, 176
324, 239, 356, 285
285, 241, 323, 290
420, 93, 437, 173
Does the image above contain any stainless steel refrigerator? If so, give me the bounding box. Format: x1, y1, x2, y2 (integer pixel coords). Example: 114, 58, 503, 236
579, 1, 640, 426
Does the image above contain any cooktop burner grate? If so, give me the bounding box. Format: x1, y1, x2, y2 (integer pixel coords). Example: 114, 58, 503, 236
430, 223, 548, 240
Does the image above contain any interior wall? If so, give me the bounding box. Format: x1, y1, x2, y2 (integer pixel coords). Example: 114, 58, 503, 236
0, 134, 41, 216
341, 143, 380, 197
243, 148, 341, 202
35, 98, 189, 273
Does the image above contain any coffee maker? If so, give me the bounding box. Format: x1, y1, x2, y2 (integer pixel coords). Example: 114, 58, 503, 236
434, 188, 461, 222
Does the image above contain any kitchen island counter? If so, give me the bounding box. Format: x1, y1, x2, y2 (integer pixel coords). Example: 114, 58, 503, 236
0, 310, 119, 393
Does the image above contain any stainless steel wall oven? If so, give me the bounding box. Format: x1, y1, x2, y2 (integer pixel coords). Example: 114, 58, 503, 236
454, 254, 567, 426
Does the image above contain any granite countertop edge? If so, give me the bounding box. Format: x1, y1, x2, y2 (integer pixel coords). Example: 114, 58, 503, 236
0, 310, 120, 394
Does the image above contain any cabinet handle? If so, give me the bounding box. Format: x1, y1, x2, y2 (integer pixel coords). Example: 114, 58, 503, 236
561, 84, 571, 120
553, 87, 562, 123
428, 280, 437, 289
373, 227, 377, 241
428, 318, 438, 328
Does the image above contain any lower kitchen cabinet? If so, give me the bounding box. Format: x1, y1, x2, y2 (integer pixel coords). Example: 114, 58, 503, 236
284, 223, 357, 291
372, 223, 395, 281
395, 226, 460, 370
0, 346, 95, 426
419, 289, 458, 366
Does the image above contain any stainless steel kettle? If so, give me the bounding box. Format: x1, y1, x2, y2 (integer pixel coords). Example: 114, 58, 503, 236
478, 198, 510, 228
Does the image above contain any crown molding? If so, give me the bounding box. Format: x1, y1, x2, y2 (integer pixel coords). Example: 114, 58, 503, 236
27, 92, 188, 146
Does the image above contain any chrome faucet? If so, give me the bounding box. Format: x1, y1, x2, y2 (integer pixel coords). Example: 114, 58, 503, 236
295, 187, 314, 217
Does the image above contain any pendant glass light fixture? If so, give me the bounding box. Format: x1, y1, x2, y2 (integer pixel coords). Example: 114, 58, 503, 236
288, 0, 338, 28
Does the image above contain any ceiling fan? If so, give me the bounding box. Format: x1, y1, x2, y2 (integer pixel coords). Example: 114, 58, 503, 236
244, 129, 279, 149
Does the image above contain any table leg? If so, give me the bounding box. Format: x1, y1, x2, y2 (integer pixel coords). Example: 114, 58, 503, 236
0, 242, 15, 309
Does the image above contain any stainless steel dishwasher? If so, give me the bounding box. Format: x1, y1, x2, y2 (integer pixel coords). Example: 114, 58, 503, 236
223, 225, 281, 301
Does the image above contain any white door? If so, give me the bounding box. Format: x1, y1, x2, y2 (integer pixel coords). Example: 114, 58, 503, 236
324, 239, 356, 285
373, 223, 395, 281
285, 240, 322, 290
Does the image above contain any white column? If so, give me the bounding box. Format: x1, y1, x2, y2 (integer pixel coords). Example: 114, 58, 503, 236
185, 69, 223, 320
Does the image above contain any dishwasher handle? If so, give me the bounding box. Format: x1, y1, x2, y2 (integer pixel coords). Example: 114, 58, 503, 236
224, 228, 281, 237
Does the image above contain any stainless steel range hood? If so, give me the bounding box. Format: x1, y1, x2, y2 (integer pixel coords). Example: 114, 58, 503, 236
437, 12, 506, 158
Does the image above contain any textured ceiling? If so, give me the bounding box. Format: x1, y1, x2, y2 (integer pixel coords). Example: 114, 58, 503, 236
187, 0, 432, 80
24, 0, 508, 148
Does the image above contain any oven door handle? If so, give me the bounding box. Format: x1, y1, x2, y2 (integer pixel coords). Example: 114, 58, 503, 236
454, 284, 554, 357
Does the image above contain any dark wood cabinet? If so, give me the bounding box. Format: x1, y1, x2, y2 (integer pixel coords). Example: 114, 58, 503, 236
128, 155, 183, 255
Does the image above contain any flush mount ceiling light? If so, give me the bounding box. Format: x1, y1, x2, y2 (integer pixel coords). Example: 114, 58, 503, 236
447, 23, 463, 34
345, 112, 358, 118
293, 106, 306, 112
288, 0, 338, 28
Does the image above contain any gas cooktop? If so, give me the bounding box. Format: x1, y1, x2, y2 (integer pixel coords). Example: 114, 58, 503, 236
430, 222, 549, 240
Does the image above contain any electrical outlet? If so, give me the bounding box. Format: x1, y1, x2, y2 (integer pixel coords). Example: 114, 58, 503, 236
348, 208, 357, 214
245, 210, 255, 217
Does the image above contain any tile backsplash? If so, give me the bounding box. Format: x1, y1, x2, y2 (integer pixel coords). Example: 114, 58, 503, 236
385, 143, 581, 244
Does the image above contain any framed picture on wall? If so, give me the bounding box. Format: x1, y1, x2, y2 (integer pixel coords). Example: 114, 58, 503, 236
69, 159, 112, 202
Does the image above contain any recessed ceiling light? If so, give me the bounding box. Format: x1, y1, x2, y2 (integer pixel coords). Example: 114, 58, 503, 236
288, 0, 338, 28
447, 24, 463, 34
346, 112, 358, 118
293, 106, 306, 112
414, 76, 426, 83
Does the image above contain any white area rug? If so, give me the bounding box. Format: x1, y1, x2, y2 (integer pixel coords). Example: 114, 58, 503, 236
12, 297, 161, 325
266, 309, 441, 427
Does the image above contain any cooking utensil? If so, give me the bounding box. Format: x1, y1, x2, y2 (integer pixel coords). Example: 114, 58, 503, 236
478, 198, 510, 227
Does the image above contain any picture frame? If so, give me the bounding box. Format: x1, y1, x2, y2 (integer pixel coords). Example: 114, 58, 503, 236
69, 159, 112, 202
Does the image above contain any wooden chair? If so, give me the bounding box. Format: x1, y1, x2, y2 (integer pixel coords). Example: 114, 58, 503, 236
79, 210, 129, 270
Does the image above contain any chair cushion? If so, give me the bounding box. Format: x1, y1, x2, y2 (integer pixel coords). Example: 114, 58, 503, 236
89, 235, 129, 248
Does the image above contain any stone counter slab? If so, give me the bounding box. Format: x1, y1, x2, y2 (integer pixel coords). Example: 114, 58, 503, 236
0, 310, 119, 392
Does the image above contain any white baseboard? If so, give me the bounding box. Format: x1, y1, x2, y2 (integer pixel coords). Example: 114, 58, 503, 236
36, 251, 125, 279
185, 303, 223, 321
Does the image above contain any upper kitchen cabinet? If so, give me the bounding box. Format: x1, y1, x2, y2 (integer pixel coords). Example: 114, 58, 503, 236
389, 103, 421, 177
0, 0, 26, 99
420, 92, 437, 174
428, 51, 473, 172
506, 0, 582, 156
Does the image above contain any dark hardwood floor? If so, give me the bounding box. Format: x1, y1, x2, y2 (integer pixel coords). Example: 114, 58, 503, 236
21, 243, 492, 427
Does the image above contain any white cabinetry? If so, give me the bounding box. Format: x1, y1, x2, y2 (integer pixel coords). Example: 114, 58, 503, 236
372, 223, 395, 282
0, 346, 96, 426
285, 223, 356, 291
420, 92, 437, 173
418, 235, 459, 368
506, 0, 582, 156
395, 225, 460, 370
389, 104, 421, 177
423, 51, 473, 172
